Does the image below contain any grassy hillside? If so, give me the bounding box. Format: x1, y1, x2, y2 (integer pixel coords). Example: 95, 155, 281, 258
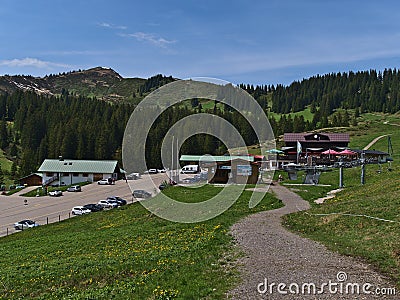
283, 113, 400, 287
0, 150, 12, 172
0, 150, 15, 187
268, 106, 314, 122
48, 70, 146, 103
0, 185, 282, 299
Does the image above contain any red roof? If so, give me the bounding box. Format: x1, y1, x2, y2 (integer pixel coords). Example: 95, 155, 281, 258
284, 133, 350, 143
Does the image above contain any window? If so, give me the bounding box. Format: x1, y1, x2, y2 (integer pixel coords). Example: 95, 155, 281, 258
46, 172, 54, 177
73, 173, 79, 177
82, 173, 89, 177
62, 173, 69, 176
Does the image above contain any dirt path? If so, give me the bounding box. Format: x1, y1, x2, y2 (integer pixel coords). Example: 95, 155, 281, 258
363, 134, 389, 150
228, 183, 395, 299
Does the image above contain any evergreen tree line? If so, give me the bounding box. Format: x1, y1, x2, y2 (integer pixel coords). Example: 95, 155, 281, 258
272, 69, 400, 114
241, 69, 400, 115
138, 74, 175, 95
142, 103, 258, 169
0, 91, 261, 178
0, 91, 133, 177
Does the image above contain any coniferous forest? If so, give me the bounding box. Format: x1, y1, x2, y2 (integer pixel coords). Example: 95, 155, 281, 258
1, 68, 400, 180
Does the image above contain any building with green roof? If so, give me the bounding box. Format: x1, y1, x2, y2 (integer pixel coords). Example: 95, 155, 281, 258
179, 155, 260, 184
38, 158, 120, 186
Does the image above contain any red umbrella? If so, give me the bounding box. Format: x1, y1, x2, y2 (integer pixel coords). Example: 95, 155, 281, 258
321, 149, 340, 155
339, 149, 356, 155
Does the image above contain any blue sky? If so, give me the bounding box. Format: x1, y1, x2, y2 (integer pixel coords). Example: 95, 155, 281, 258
1, 0, 400, 85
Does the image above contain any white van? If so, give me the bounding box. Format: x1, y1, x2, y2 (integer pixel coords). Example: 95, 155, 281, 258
180, 165, 200, 174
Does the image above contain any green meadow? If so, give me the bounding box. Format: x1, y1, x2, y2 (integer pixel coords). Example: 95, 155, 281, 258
0, 185, 282, 299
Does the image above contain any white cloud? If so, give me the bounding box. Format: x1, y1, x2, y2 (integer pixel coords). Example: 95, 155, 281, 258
42, 50, 108, 56
0, 58, 71, 69
98, 22, 127, 30
120, 32, 176, 48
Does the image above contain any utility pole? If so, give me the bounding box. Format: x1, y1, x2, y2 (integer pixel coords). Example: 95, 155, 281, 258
171, 136, 174, 184
176, 137, 179, 183
360, 152, 366, 185
338, 160, 344, 188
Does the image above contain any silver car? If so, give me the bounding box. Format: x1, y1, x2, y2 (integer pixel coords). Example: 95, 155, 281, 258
71, 206, 91, 215
49, 190, 63, 197
97, 199, 119, 209
67, 185, 81, 192
14, 220, 39, 230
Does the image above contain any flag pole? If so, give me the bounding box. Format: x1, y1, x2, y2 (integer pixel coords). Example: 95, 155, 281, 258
296, 140, 302, 164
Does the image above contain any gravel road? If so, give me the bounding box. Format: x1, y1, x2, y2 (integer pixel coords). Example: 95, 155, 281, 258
228, 183, 396, 299
0, 173, 169, 237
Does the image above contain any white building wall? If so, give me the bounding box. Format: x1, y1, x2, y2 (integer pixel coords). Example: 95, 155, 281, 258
59, 174, 89, 185
41, 173, 114, 186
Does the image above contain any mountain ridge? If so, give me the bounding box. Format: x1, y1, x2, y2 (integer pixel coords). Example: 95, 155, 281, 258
0, 67, 154, 102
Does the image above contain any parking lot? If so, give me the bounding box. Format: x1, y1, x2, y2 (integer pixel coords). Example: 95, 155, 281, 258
0, 173, 169, 237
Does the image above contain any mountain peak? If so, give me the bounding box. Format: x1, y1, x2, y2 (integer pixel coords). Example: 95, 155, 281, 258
80, 67, 123, 80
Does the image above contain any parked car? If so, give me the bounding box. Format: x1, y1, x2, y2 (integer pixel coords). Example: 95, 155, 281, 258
49, 190, 63, 197
159, 183, 167, 190
67, 185, 81, 192
83, 204, 104, 212
126, 172, 141, 180
157, 168, 167, 173
148, 169, 158, 174
52, 182, 66, 187
97, 199, 119, 209
97, 178, 114, 185
133, 190, 152, 199
182, 177, 195, 184
180, 165, 200, 174
71, 206, 91, 215
107, 196, 127, 206
14, 220, 39, 230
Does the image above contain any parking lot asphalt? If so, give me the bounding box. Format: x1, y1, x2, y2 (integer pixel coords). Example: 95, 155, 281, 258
0, 173, 169, 237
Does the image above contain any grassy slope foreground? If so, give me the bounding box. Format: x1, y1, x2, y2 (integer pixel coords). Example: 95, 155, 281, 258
0, 185, 282, 300
283, 113, 400, 287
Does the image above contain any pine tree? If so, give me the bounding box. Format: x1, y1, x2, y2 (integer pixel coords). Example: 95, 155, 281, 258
293, 115, 306, 132
0, 118, 8, 149
19, 149, 37, 177
95, 133, 108, 160
10, 161, 18, 178
10, 143, 18, 157
0, 163, 5, 186
342, 110, 350, 127
354, 107, 360, 118
320, 115, 329, 128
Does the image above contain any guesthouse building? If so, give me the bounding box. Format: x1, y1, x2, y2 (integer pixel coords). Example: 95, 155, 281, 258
283, 132, 350, 162
38, 158, 120, 186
